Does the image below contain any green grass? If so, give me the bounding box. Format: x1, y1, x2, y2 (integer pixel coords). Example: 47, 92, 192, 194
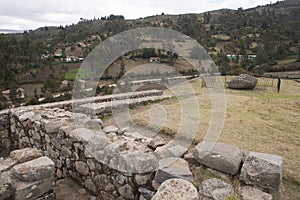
64, 69, 91, 80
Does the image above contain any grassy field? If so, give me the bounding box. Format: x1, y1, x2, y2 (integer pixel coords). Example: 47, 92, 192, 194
103, 77, 300, 199
64, 68, 91, 80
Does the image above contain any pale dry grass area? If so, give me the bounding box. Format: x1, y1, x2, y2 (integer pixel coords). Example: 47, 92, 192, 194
103, 78, 300, 199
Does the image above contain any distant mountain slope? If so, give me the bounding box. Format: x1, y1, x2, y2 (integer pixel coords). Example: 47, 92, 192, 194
0, 29, 24, 34
0, 0, 300, 91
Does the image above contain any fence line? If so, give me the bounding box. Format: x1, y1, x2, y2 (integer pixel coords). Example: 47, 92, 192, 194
200, 76, 278, 93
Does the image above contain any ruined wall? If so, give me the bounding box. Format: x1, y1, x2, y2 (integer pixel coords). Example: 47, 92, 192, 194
0, 110, 15, 156
8, 108, 157, 199
0, 89, 283, 200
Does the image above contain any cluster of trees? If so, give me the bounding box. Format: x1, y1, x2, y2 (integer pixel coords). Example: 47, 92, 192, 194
129, 48, 178, 65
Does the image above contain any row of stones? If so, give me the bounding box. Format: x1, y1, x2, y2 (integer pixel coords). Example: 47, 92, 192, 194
0, 89, 163, 131
79, 94, 172, 115
193, 141, 283, 192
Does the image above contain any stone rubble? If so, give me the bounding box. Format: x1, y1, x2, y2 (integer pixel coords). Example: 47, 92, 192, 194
0, 148, 55, 200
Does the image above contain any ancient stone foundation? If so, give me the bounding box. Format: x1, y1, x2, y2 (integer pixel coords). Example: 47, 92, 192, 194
0, 90, 283, 200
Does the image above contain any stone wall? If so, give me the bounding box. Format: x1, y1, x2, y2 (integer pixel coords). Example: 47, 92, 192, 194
0, 110, 14, 156
8, 108, 158, 199
4, 107, 283, 200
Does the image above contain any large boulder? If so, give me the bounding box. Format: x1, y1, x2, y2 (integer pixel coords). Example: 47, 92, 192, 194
154, 157, 193, 184
193, 141, 244, 175
151, 178, 199, 200
199, 178, 234, 200
240, 151, 283, 191
228, 74, 258, 89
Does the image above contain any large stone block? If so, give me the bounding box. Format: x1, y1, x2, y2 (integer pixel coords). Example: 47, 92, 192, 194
193, 141, 244, 175
154, 157, 193, 184
12, 156, 55, 182
13, 177, 54, 200
151, 178, 199, 200
240, 151, 283, 191
10, 148, 43, 164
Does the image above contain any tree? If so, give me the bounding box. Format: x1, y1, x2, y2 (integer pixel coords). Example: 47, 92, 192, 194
117, 58, 125, 80
298, 46, 300, 61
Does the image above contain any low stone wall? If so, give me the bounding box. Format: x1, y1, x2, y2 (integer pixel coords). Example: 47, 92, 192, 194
79, 94, 172, 115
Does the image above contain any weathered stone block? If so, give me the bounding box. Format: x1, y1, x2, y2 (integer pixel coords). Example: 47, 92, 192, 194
13, 177, 54, 200
71, 128, 96, 143
194, 141, 244, 175
199, 178, 234, 200
118, 184, 134, 200
75, 161, 89, 176
240, 151, 283, 191
103, 125, 118, 134
10, 148, 43, 164
154, 157, 193, 184
12, 156, 55, 182
151, 178, 199, 200
240, 186, 273, 200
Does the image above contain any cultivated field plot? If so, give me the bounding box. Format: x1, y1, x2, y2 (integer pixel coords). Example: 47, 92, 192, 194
104, 77, 300, 199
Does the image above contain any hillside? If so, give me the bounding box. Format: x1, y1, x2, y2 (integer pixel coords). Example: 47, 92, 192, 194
0, 0, 300, 108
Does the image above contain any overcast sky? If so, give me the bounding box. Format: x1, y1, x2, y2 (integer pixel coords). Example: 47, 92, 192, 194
0, 0, 272, 30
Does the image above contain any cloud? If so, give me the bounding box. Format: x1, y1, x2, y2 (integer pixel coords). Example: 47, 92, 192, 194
0, 0, 272, 30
